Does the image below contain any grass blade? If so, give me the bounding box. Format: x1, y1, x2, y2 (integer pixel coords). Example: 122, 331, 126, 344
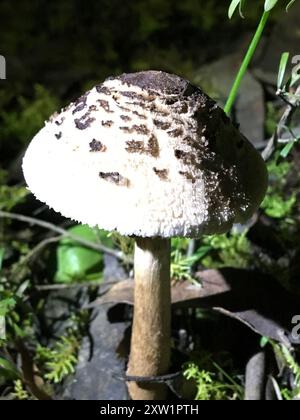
277, 52, 289, 90
228, 0, 242, 19
264, 0, 279, 12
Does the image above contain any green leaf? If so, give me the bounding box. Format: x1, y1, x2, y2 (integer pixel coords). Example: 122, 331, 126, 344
0, 357, 21, 379
277, 52, 289, 90
0, 297, 16, 317
280, 139, 296, 158
264, 0, 279, 11
54, 225, 110, 283
260, 336, 270, 348
228, 0, 241, 19
286, 0, 296, 10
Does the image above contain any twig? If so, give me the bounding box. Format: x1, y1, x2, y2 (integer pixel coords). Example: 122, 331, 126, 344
0, 211, 132, 264
16, 339, 52, 400
35, 280, 119, 291
262, 85, 300, 161
17, 236, 62, 267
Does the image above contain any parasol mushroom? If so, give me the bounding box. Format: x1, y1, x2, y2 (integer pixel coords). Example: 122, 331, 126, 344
22, 70, 268, 400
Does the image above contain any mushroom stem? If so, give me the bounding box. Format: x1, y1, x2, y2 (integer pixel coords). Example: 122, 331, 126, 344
127, 237, 171, 400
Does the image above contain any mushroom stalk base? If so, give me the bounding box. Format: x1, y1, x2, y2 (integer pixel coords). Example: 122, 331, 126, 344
127, 237, 171, 400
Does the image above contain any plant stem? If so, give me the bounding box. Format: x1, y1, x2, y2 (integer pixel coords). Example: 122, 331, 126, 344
0, 210, 131, 264
127, 237, 171, 400
224, 11, 270, 115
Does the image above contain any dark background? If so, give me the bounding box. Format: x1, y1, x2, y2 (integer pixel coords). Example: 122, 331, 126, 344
0, 0, 268, 169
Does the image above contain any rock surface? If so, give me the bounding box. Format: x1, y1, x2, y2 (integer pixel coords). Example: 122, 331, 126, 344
64, 304, 129, 400
193, 54, 265, 147
63, 254, 129, 400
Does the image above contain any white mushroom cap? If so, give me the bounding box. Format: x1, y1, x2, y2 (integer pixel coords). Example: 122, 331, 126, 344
22, 71, 268, 238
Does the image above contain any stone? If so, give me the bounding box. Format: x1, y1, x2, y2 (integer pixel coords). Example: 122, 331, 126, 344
193, 54, 265, 147
62, 254, 129, 400
64, 304, 129, 400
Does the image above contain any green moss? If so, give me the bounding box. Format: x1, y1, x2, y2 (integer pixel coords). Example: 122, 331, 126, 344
0, 85, 59, 157
183, 359, 243, 400
36, 335, 79, 384
262, 192, 296, 218
201, 232, 252, 269
54, 225, 113, 283
0, 170, 28, 212
262, 158, 297, 219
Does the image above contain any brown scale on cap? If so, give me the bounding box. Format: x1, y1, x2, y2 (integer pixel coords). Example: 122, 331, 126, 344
125, 135, 159, 158
153, 168, 169, 180
125, 140, 145, 154
179, 170, 196, 184
153, 119, 171, 130
147, 135, 159, 158
97, 99, 113, 113
167, 127, 183, 138
119, 124, 150, 136
119, 91, 148, 102
174, 149, 185, 159
55, 117, 65, 126
132, 110, 147, 120
102, 120, 114, 128
114, 72, 220, 133
99, 171, 129, 187
174, 118, 185, 126
116, 104, 131, 113
116, 71, 198, 96
151, 108, 170, 118
96, 85, 111, 96
55, 132, 62, 140
89, 139, 106, 152
89, 105, 97, 112
72, 93, 88, 115
124, 101, 148, 110
182, 135, 199, 148
75, 113, 96, 130
163, 97, 179, 106
120, 115, 132, 122
133, 124, 150, 135
174, 149, 198, 167
174, 102, 189, 114
119, 126, 132, 134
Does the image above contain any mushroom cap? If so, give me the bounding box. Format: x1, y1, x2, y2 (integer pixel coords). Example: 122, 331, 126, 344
22, 71, 268, 238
